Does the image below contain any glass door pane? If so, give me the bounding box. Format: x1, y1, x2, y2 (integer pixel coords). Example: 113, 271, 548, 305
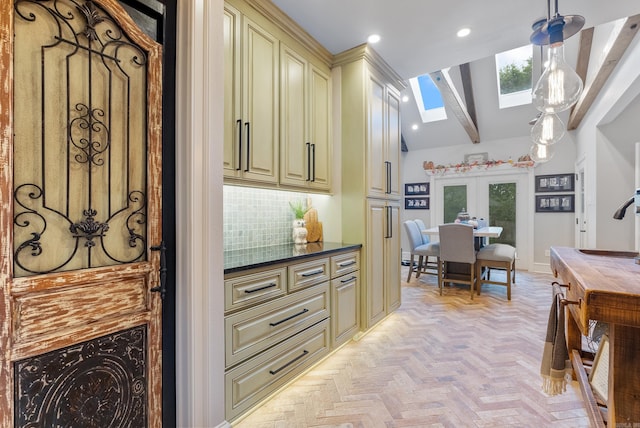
443, 185, 467, 223
488, 182, 516, 246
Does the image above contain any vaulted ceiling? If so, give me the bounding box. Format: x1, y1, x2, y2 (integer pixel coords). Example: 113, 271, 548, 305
271, 0, 640, 151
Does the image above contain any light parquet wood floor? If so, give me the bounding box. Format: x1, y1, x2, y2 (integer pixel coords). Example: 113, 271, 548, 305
233, 268, 590, 428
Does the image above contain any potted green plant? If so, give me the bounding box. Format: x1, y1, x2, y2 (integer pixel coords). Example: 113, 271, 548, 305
289, 200, 308, 222
289, 200, 308, 244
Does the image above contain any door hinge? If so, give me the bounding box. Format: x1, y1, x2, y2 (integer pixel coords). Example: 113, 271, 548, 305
150, 241, 167, 299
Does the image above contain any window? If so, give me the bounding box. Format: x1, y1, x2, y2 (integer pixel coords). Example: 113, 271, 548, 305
495, 45, 532, 109
409, 72, 447, 123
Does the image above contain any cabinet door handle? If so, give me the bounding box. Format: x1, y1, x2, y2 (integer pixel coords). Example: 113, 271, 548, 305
385, 161, 391, 194
269, 350, 309, 375
269, 308, 309, 326
244, 282, 277, 294
301, 268, 324, 277
337, 260, 356, 267
311, 143, 316, 182
306, 142, 311, 181
340, 276, 357, 283
236, 119, 242, 170
385, 206, 392, 238
244, 122, 250, 172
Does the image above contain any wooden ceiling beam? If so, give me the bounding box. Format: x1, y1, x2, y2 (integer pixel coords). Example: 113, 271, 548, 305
429, 69, 480, 144
459, 63, 478, 129
568, 14, 640, 130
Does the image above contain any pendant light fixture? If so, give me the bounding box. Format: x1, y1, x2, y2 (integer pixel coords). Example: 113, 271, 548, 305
530, 0, 585, 113
529, 141, 555, 163
528, 0, 584, 161
531, 112, 565, 145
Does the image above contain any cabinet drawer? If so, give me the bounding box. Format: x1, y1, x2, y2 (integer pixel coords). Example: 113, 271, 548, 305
225, 319, 330, 421
288, 257, 330, 292
225, 267, 287, 313
331, 251, 360, 278
225, 283, 330, 367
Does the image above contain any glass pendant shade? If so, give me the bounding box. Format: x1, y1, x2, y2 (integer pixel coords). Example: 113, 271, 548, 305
531, 112, 565, 145
532, 42, 583, 113
530, 142, 555, 163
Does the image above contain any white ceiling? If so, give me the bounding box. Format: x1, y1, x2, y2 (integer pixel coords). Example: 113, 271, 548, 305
271, 0, 640, 151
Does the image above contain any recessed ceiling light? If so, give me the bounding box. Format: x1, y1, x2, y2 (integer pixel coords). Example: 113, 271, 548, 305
367, 34, 381, 44
412, 124, 419, 130
457, 28, 471, 38
402, 95, 409, 102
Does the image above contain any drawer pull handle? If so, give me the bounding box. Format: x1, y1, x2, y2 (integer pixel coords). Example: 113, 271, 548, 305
341, 276, 357, 283
269, 350, 309, 375
244, 283, 277, 294
269, 308, 309, 326
561, 298, 581, 307
301, 269, 324, 277
551, 281, 570, 291
338, 260, 356, 267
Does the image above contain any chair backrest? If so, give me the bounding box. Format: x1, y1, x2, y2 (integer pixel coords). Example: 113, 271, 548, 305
403, 220, 424, 252
438, 223, 476, 264
413, 218, 430, 244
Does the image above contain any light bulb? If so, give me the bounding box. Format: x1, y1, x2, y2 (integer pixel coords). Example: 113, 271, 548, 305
530, 143, 555, 163
533, 42, 583, 113
531, 113, 565, 145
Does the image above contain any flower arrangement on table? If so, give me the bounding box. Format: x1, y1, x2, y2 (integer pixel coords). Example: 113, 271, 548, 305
423, 154, 534, 175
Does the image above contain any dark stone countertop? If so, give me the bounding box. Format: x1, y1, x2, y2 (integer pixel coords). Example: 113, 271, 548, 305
224, 242, 362, 275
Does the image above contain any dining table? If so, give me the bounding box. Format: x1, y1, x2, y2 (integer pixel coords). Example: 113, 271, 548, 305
423, 225, 503, 248
421, 225, 504, 277
421, 225, 503, 239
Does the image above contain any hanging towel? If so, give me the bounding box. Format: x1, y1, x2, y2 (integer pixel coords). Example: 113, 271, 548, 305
540, 283, 572, 395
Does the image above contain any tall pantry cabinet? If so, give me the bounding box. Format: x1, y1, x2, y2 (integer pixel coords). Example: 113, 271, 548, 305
335, 45, 405, 330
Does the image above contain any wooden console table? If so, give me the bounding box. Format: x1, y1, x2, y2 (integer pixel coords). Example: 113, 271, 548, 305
550, 246, 640, 427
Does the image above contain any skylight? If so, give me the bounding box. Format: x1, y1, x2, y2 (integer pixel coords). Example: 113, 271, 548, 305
495, 45, 533, 109
409, 73, 447, 123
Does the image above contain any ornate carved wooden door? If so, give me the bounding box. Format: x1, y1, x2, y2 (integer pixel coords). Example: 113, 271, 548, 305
0, 0, 163, 426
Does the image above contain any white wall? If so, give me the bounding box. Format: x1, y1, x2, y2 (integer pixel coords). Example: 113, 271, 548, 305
575, 27, 640, 251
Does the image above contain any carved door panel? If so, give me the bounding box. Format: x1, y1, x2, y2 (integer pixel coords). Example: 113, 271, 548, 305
0, 0, 163, 426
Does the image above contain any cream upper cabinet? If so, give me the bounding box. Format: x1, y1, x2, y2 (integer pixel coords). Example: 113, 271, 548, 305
223, 3, 279, 184
366, 69, 401, 199
279, 44, 331, 192
386, 87, 402, 197
224, 0, 333, 191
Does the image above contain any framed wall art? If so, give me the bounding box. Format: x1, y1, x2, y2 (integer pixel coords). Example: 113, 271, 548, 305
535, 173, 575, 193
404, 182, 429, 195
535, 194, 575, 213
405, 197, 429, 210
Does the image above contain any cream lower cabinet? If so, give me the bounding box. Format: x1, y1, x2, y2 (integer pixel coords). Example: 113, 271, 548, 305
365, 200, 401, 327
330, 251, 360, 348
224, 248, 360, 422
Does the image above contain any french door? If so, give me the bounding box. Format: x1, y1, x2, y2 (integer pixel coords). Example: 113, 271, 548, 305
432, 170, 533, 270
1, 0, 165, 426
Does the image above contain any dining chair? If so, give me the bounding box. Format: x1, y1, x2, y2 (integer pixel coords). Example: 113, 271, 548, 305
438, 223, 477, 299
476, 243, 516, 300
403, 220, 440, 282
413, 218, 430, 245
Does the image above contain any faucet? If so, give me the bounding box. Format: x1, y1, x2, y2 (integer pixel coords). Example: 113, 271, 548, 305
612, 189, 640, 264
613, 196, 635, 220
